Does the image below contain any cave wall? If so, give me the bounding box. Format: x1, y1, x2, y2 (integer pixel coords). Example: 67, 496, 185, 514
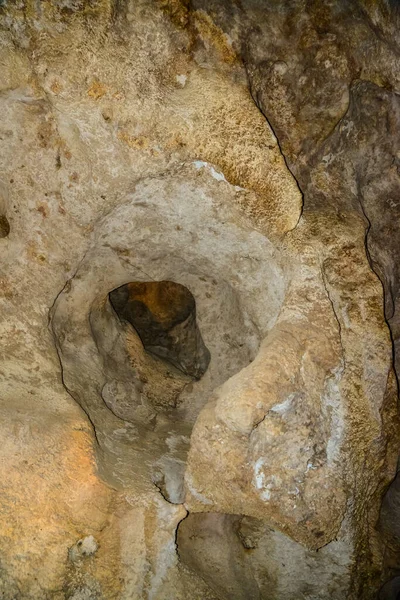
0, 1, 400, 599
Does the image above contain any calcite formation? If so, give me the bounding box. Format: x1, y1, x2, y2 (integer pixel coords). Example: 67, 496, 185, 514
0, 1, 400, 599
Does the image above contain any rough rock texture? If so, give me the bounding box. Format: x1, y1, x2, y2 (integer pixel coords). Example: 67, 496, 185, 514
0, 1, 399, 599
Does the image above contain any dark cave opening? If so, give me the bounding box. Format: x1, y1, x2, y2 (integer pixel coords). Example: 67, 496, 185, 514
109, 280, 211, 381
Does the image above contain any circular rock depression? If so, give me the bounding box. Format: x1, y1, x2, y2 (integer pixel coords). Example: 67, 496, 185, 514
50, 168, 286, 492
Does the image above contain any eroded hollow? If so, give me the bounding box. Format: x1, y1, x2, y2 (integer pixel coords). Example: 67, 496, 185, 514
109, 280, 210, 381
177, 513, 261, 600
50, 175, 282, 507
0, 214, 10, 238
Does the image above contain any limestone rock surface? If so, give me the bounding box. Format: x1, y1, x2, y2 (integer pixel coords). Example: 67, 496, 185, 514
0, 1, 399, 599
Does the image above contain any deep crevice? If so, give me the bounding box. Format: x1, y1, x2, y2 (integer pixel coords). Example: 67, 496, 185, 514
355, 167, 400, 389
0, 214, 10, 238
50, 323, 101, 449
243, 63, 305, 231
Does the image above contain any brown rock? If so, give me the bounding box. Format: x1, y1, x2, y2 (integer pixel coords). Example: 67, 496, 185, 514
0, 1, 399, 598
